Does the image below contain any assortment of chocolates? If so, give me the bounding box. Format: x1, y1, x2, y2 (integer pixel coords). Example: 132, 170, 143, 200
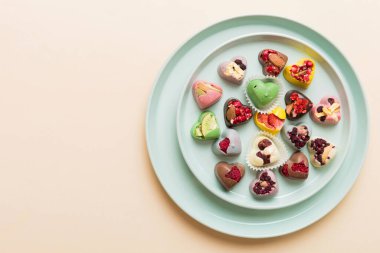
189, 50, 341, 199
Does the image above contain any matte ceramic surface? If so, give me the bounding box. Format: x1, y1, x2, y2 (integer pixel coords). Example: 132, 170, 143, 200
146, 16, 368, 238
177, 33, 350, 209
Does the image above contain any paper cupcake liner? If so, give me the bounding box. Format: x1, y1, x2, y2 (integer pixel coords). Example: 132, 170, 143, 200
244, 75, 284, 114
245, 131, 289, 171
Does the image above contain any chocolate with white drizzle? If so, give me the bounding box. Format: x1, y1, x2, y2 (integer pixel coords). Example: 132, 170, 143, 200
307, 137, 336, 167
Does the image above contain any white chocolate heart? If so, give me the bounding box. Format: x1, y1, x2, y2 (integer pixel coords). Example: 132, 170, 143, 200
248, 136, 280, 167
307, 137, 336, 167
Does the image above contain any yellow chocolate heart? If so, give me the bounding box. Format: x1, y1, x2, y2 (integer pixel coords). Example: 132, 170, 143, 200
254, 106, 286, 135
283, 58, 315, 89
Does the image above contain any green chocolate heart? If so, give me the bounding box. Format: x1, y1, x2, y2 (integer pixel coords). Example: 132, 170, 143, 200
246, 79, 279, 109
191, 111, 220, 140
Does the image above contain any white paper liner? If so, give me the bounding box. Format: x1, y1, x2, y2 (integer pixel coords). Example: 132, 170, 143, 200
244, 75, 284, 114
245, 131, 289, 171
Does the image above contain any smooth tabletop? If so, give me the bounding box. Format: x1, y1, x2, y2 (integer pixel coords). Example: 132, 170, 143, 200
0, 0, 379, 252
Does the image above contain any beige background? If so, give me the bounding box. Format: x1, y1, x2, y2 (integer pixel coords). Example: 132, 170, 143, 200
0, 0, 379, 252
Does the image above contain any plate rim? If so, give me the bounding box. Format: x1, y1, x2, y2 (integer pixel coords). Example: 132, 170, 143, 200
145, 15, 369, 238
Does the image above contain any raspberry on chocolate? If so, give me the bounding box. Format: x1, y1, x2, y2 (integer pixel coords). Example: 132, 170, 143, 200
224, 166, 242, 182
284, 90, 313, 120
280, 151, 309, 179
285, 124, 311, 150
308, 137, 334, 166
291, 162, 308, 173
224, 98, 252, 127
258, 49, 288, 77
218, 138, 230, 154
252, 171, 277, 195
280, 164, 289, 176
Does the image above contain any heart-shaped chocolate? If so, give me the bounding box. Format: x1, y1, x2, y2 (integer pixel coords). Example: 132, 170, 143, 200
284, 90, 313, 120
249, 170, 278, 197
191, 111, 220, 140
307, 137, 336, 168
212, 129, 241, 156
282, 123, 312, 149
283, 58, 315, 89
192, 81, 223, 110
279, 151, 309, 179
223, 98, 252, 127
218, 56, 247, 84
247, 135, 280, 167
215, 162, 245, 190
246, 78, 280, 109
258, 49, 288, 77
310, 96, 341, 125
254, 106, 286, 135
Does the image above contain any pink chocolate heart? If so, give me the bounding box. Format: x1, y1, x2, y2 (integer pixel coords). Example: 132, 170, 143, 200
217, 56, 247, 84
249, 170, 278, 198
192, 81, 223, 110
310, 96, 341, 125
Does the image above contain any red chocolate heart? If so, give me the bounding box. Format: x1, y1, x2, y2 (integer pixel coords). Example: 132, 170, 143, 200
258, 49, 288, 77
279, 151, 309, 179
214, 162, 245, 190
223, 98, 252, 127
284, 90, 313, 120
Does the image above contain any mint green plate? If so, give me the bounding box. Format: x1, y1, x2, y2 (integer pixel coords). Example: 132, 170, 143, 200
177, 33, 350, 209
146, 16, 368, 238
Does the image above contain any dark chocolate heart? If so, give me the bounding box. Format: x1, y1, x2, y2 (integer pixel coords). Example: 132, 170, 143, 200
223, 98, 252, 127
249, 170, 278, 198
279, 151, 309, 179
284, 90, 313, 120
214, 162, 245, 190
258, 49, 288, 77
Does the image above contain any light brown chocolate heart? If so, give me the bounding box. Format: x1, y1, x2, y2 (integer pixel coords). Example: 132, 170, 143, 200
279, 151, 309, 179
214, 162, 245, 190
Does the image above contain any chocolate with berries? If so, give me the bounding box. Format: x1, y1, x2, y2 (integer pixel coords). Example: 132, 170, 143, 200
284, 90, 313, 120
279, 151, 309, 179
283, 58, 315, 89
307, 137, 336, 168
258, 49, 288, 77
223, 98, 253, 127
249, 170, 278, 198
215, 162, 245, 190
282, 123, 311, 150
